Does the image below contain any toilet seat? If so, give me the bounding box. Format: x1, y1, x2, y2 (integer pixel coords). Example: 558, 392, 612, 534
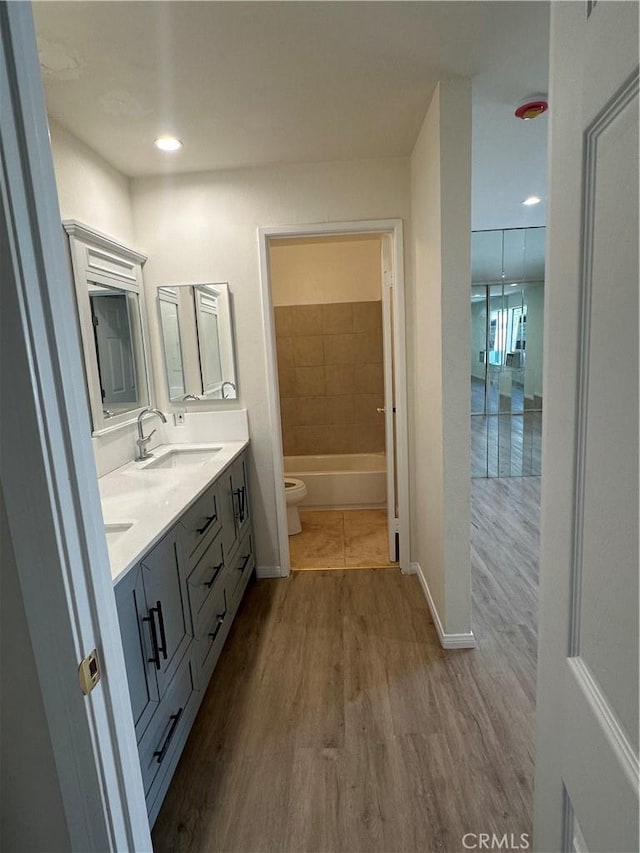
284, 478, 307, 502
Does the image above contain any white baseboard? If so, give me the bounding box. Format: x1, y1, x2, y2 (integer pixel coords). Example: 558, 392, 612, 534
411, 562, 477, 650
256, 565, 285, 579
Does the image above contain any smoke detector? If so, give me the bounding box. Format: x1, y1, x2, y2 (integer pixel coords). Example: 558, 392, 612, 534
514, 96, 549, 120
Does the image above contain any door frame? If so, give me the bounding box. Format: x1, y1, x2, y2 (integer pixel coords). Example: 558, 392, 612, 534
257, 219, 410, 574
0, 4, 151, 849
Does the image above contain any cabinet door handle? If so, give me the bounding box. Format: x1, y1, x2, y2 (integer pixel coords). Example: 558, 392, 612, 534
208, 611, 227, 644
143, 609, 161, 670
204, 561, 224, 588
238, 552, 251, 572
233, 487, 246, 523
155, 600, 168, 661
196, 514, 216, 535
153, 707, 183, 764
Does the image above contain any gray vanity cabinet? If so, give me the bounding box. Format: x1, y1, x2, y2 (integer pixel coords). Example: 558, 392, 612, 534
114, 447, 254, 826
114, 565, 159, 738
140, 526, 191, 697
219, 453, 251, 562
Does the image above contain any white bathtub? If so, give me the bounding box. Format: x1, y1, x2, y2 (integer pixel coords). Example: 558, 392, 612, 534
284, 453, 387, 509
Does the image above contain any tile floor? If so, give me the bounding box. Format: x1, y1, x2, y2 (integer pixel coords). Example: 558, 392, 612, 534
289, 508, 398, 570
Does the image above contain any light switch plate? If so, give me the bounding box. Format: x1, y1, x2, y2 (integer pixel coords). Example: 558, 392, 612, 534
174, 412, 185, 426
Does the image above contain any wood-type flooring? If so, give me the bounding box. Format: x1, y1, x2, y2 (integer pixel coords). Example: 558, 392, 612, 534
153, 476, 540, 852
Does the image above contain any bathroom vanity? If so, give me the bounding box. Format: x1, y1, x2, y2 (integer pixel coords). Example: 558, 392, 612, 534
64, 219, 254, 824
103, 442, 254, 824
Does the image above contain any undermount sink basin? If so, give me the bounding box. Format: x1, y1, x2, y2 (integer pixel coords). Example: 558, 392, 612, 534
139, 447, 221, 470
104, 522, 134, 547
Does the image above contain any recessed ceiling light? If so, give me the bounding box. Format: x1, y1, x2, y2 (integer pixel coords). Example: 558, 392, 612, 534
522, 196, 542, 206
154, 136, 183, 152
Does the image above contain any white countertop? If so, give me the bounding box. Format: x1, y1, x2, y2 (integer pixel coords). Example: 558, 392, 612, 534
99, 441, 248, 585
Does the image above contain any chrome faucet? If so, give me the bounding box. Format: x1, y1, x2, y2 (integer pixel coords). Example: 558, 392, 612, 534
136, 407, 167, 460
221, 380, 236, 399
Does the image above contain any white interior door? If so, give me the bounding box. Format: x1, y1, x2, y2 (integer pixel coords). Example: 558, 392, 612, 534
535, 3, 639, 851
91, 293, 137, 406
381, 234, 398, 562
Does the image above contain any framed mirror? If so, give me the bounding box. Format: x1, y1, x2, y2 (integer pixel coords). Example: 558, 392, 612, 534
157, 283, 238, 402
64, 221, 155, 434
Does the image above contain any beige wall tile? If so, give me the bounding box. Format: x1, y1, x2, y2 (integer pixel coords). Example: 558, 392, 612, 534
356, 331, 383, 363
281, 423, 298, 456
280, 396, 297, 427
296, 396, 327, 426
292, 304, 322, 336
355, 394, 385, 424
321, 302, 353, 335
353, 300, 382, 333
293, 335, 324, 367
357, 420, 386, 453
294, 425, 332, 455
274, 306, 295, 338
278, 366, 296, 397
327, 424, 360, 454
294, 366, 325, 397
276, 336, 295, 369
323, 333, 357, 365
325, 395, 357, 426
353, 362, 384, 395
325, 364, 355, 396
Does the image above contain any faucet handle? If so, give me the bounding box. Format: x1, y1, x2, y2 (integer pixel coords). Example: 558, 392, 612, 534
147, 428, 156, 441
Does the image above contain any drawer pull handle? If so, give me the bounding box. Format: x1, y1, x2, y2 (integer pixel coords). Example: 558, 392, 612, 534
238, 553, 251, 572
208, 611, 226, 643
196, 514, 216, 535
143, 608, 161, 670
204, 562, 224, 588
155, 600, 168, 661
154, 707, 184, 764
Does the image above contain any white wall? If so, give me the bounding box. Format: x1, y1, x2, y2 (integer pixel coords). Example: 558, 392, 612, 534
410, 80, 472, 637
0, 489, 71, 852
131, 158, 411, 573
49, 120, 134, 246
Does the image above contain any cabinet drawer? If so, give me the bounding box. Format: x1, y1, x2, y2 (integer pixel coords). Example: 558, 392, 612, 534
181, 481, 222, 564
187, 535, 225, 635
227, 531, 254, 605
194, 583, 231, 687
138, 649, 195, 797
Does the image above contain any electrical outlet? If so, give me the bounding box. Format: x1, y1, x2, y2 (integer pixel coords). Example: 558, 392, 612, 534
174, 411, 186, 426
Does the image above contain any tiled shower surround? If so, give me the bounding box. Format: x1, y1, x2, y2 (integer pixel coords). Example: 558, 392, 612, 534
275, 301, 385, 455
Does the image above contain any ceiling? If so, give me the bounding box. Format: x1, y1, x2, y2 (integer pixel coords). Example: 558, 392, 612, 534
33, 1, 549, 231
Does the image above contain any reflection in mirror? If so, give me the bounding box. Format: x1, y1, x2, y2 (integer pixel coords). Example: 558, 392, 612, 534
157, 283, 238, 402
158, 294, 186, 401
89, 285, 149, 416
470, 227, 544, 478
64, 220, 154, 435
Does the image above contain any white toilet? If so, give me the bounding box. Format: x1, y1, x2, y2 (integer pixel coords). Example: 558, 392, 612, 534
284, 478, 307, 535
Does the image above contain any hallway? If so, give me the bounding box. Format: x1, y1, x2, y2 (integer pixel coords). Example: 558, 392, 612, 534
153, 478, 539, 852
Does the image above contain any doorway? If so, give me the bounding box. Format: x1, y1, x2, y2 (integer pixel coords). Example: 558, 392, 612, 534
258, 220, 409, 575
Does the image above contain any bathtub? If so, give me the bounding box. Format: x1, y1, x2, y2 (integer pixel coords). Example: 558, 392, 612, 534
284, 453, 387, 509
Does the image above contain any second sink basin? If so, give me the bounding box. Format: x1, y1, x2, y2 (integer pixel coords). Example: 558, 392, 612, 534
139, 447, 221, 470
104, 522, 134, 547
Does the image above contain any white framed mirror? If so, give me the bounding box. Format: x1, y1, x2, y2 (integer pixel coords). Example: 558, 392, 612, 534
64, 221, 155, 434
157, 282, 238, 402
